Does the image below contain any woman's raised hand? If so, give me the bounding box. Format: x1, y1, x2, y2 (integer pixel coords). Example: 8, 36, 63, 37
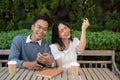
82, 18, 90, 30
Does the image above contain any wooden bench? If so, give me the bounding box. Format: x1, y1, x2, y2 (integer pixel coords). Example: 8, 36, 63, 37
0, 50, 9, 67
77, 50, 120, 79
0, 49, 120, 79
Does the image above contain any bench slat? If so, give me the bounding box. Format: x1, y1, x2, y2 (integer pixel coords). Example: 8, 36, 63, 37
0, 50, 9, 55
78, 50, 113, 56
0, 60, 8, 63
78, 61, 112, 64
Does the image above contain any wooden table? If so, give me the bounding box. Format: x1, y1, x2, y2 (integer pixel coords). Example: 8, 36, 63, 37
0, 67, 119, 80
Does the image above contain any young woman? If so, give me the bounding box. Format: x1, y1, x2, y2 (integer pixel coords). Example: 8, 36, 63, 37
50, 18, 89, 68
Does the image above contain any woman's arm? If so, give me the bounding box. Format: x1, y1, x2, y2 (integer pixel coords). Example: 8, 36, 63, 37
56, 59, 62, 68
77, 18, 89, 54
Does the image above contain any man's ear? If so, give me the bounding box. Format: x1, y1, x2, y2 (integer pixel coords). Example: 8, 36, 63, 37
31, 24, 34, 30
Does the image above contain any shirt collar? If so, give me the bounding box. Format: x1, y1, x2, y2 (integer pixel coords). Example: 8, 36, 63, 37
26, 35, 42, 46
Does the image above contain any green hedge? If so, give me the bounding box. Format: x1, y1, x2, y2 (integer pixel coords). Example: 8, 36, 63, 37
0, 29, 120, 70
0, 29, 120, 50
0, 29, 31, 49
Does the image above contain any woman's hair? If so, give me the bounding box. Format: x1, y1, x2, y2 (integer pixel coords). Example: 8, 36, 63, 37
51, 21, 73, 50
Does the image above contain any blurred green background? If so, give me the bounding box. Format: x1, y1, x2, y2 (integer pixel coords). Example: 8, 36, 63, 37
0, 0, 120, 32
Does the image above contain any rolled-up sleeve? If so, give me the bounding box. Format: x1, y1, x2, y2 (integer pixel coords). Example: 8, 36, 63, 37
50, 44, 61, 60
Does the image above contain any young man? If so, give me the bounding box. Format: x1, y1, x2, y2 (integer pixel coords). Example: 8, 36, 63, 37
8, 15, 56, 70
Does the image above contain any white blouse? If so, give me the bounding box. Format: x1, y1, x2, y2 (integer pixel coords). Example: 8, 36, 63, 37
50, 38, 80, 68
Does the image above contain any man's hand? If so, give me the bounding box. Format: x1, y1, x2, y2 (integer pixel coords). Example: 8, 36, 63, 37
36, 53, 53, 66
22, 61, 42, 70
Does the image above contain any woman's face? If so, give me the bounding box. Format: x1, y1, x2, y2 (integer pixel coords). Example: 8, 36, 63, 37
58, 23, 71, 39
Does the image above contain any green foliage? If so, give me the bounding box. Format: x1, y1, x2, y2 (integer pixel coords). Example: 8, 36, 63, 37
86, 30, 120, 50
18, 21, 25, 29
115, 52, 120, 70
0, 29, 31, 49
7, 20, 15, 31
1, 29, 120, 50
0, 0, 120, 32
105, 19, 120, 31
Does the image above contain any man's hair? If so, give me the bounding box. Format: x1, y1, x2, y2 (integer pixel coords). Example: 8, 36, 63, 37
33, 15, 51, 27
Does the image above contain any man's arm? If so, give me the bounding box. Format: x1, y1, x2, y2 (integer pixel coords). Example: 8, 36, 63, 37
8, 36, 24, 68
22, 61, 42, 70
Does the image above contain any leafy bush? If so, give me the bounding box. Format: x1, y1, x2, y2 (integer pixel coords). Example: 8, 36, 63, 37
105, 19, 120, 31
115, 52, 120, 70
6, 20, 15, 31
0, 29, 120, 50
0, 29, 31, 49
0, 0, 120, 32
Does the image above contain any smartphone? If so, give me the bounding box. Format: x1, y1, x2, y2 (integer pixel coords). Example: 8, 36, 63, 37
36, 61, 47, 67
37, 52, 47, 67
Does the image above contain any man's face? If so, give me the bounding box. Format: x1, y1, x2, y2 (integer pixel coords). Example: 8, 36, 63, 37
31, 19, 48, 41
